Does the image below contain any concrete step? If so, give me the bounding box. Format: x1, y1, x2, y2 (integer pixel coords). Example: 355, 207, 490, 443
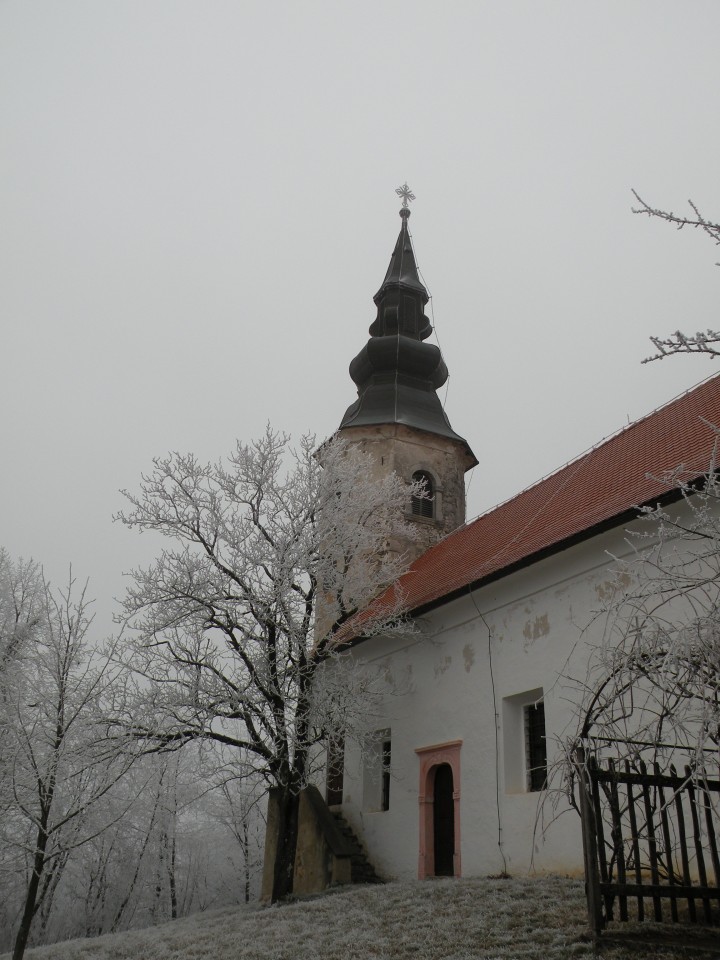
331, 812, 384, 885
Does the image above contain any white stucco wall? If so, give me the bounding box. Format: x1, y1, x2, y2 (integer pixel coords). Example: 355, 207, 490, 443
335, 517, 658, 882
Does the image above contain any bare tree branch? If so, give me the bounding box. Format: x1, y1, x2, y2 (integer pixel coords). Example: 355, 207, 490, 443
642, 329, 720, 364
632, 190, 720, 363
632, 190, 720, 253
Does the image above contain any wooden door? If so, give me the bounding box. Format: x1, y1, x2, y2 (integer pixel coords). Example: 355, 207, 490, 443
433, 763, 455, 876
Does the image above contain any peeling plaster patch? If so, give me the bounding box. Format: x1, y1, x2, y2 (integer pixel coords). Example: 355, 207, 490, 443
523, 613, 550, 641
434, 655, 452, 678
402, 664, 416, 695
462, 644, 475, 673
595, 581, 613, 602
595, 572, 633, 602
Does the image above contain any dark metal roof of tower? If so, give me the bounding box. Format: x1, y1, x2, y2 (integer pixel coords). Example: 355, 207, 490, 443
374, 207, 429, 302
339, 200, 477, 465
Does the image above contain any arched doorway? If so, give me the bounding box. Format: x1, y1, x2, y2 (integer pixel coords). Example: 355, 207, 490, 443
415, 740, 461, 879
433, 763, 455, 876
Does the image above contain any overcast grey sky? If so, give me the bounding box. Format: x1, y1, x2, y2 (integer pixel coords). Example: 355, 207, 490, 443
2, 1, 720, 634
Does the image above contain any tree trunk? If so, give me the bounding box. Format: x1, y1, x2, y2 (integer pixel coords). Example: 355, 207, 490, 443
243, 820, 251, 904
268, 689, 310, 902
168, 832, 178, 919
111, 777, 162, 933
12, 822, 49, 960
36, 845, 70, 943
271, 787, 300, 901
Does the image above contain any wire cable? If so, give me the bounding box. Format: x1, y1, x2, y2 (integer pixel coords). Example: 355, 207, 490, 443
415, 241, 451, 412
467, 588, 509, 875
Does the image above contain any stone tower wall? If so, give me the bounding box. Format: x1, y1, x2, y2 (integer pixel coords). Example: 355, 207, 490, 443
338, 422, 473, 564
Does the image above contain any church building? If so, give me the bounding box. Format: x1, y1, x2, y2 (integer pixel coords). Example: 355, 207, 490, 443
322, 190, 720, 882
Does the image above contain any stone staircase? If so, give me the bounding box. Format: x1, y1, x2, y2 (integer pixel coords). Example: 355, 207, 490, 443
331, 811, 384, 884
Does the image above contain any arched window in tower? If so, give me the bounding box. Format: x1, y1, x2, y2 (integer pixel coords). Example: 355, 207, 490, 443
411, 470, 435, 519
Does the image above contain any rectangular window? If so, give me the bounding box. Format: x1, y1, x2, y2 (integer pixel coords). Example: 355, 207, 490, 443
326, 735, 345, 807
363, 729, 391, 812
524, 702, 547, 792
502, 687, 547, 794
381, 738, 391, 811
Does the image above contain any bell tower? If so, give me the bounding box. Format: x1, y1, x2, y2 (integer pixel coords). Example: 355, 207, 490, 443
338, 186, 477, 561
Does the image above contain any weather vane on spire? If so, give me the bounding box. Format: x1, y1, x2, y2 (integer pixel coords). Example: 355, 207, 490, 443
395, 182, 416, 209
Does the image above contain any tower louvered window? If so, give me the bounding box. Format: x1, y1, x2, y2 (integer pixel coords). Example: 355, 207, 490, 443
411, 471, 435, 519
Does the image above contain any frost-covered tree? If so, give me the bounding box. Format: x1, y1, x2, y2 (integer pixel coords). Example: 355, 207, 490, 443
207, 770, 266, 904
0, 560, 136, 960
116, 430, 420, 901
0, 550, 43, 686
567, 441, 720, 773
24, 746, 264, 944
632, 190, 720, 363
0, 552, 46, 948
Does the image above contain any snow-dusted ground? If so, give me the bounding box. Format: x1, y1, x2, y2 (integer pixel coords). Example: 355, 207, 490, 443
5, 877, 718, 960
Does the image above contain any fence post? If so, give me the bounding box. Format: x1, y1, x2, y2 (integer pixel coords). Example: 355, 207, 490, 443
576, 745, 603, 936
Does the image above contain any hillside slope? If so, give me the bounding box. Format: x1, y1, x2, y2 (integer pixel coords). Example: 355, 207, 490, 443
5, 877, 718, 960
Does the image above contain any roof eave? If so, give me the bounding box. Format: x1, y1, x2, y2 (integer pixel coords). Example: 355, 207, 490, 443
408, 485, 691, 620
345, 483, 696, 648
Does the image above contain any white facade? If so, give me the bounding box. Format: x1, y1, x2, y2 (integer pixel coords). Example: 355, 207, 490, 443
335, 519, 650, 881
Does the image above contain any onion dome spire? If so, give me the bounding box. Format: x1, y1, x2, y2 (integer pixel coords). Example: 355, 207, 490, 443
370, 183, 430, 338
339, 187, 475, 460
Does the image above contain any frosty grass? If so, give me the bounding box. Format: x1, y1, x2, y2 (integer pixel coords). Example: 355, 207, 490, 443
6, 876, 719, 960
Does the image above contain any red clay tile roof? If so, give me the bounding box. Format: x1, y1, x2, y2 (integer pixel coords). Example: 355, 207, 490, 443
354, 373, 720, 630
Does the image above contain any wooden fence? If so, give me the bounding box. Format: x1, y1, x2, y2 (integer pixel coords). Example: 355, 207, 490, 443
575, 748, 720, 935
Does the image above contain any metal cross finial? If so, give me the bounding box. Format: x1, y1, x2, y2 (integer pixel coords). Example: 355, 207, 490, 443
395, 182, 416, 209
